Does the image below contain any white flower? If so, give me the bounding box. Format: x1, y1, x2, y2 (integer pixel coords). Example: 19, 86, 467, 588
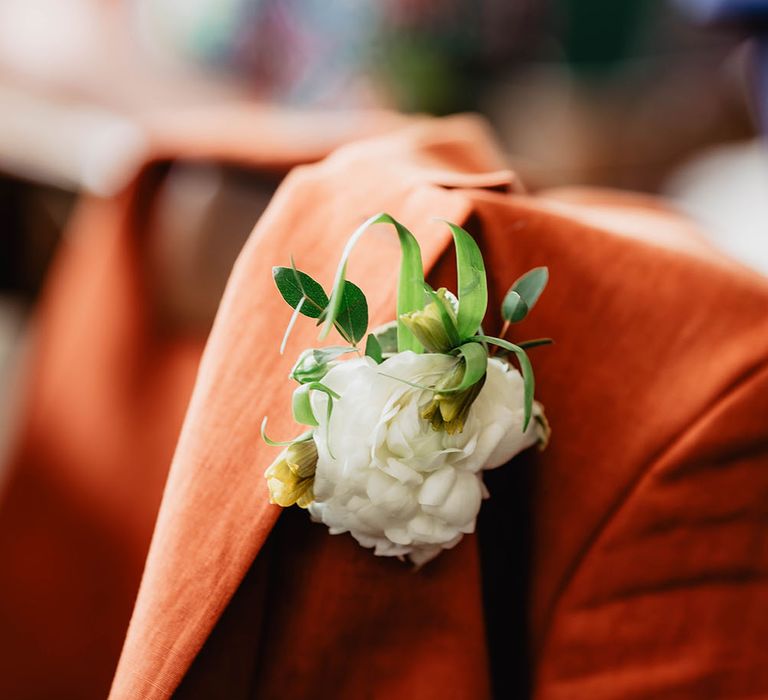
308, 351, 544, 566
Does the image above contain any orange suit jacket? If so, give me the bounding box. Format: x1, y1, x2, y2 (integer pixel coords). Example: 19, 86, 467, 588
0, 107, 408, 700
106, 116, 768, 699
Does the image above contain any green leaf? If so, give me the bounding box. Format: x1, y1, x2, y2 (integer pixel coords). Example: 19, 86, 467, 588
501, 290, 529, 323
493, 338, 553, 358
365, 334, 383, 363
424, 284, 461, 349
335, 280, 368, 343
280, 297, 305, 355
382, 344, 488, 395
273, 266, 329, 319
292, 384, 319, 427
471, 334, 535, 430
320, 213, 426, 354
385, 216, 427, 354
438, 342, 488, 394
508, 267, 548, 321
457, 342, 489, 387
517, 338, 553, 350
260, 417, 313, 447
440, 221, 488, 340
291, 382, 340, 427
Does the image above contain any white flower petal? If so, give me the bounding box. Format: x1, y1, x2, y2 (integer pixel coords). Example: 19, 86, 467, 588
418, 466, 457, 506
306, 351, 542, 564
423, 470, 482, 527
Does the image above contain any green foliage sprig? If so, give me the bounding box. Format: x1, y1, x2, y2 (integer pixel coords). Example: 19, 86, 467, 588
271, 213, 551, 433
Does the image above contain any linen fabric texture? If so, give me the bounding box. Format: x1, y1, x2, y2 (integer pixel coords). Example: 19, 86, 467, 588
0, 106, 408, 700
105, 117, 768, 699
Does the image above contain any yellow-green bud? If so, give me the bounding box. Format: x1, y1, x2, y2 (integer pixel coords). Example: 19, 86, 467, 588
421, 360, 486, 435
400, 288, 458, 353
265, 438, 318, 508
285, 439, 318, 478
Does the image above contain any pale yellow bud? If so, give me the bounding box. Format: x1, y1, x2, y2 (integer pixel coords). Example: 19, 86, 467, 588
265, 439, 318, 508
285, 439, 318, 478
400, 288, 458, 353
421, 361, 486, 435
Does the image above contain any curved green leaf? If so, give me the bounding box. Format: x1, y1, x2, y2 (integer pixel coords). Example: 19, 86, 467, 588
470, 334, 535, 430
440, 221, 488, 340
260, 417, 313, 447
291, 382, 340, 428
384, 215, 427, 353
320, 213, 426, 353
437, 341, 488, 394
423, 284, 461, 349
292, 384, 319, 427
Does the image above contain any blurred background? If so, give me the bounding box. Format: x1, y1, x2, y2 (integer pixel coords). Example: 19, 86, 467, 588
1, 1, 767, 696
2, 0, 767, 387
2, 0, 767, 359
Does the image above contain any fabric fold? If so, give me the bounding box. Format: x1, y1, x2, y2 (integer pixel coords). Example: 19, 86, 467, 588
0, 107, 413, 700
111, 116, 768, 700
109, 115, 514, 700
32, 111, 764, 700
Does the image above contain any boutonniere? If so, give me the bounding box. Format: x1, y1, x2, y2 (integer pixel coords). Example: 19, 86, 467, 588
263, 213, 551, 566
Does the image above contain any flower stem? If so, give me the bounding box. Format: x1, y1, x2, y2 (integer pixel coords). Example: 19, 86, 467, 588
490, 319, 511, 356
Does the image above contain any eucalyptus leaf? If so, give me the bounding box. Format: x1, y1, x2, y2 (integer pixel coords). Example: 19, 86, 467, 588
365, 333, 383, 363
335, 280, 368, 343
501, 290, 529, 323
511, 267, 548, 312
440, 221, 488, 340
273, 266, 329, 319
471, 334, 535, 430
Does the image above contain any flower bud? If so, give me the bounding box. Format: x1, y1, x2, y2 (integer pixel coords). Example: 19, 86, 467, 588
265, 438, 318, 508
285, 439, 318, 478
421, 360, 486, 435
400, 288, 458, 353
290, 349, 338, 384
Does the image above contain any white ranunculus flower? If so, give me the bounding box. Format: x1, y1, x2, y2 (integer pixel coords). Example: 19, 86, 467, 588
308, 351, 544, 565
